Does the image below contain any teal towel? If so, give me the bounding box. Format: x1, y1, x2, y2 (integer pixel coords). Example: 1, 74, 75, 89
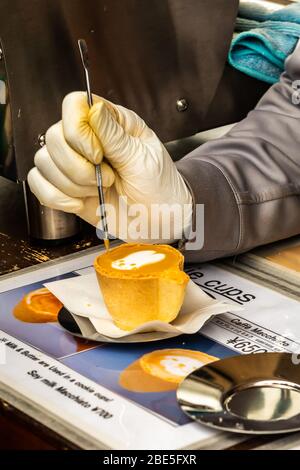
228, 2, 300, 84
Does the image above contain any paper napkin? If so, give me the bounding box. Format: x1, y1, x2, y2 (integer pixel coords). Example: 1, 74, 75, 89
45, 273, 242, 339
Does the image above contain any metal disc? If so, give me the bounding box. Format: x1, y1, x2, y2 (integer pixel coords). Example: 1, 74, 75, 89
177, 352, 300, 434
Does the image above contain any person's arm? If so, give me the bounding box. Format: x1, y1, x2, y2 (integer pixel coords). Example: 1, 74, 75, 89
177, 39, 300, 262
27, 40, 300, 261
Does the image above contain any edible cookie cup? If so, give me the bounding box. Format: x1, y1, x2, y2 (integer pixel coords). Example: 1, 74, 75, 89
94, 243, 189, 331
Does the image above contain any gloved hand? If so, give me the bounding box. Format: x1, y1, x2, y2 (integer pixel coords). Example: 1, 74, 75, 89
27, 92, 192, 243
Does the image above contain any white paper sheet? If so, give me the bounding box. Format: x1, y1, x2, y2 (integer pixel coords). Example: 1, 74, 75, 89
45, 273, 241, 339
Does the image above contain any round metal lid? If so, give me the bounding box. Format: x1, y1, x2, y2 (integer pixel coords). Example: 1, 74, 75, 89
177, 352, 300, 434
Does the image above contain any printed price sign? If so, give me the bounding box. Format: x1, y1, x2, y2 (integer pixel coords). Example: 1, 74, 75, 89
186, 264, 300, 355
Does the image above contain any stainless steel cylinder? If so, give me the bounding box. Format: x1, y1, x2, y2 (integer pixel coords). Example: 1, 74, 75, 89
23, 182, 80, 241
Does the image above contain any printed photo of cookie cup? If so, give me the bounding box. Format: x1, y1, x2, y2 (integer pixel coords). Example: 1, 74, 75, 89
13, 288, 63, 323
94, 244, 189, 331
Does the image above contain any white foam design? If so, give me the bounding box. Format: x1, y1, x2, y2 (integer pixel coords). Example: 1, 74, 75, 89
111, 250, 165, 271
160, 355, 204, 378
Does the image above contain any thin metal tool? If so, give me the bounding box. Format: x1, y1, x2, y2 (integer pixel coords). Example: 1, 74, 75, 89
78, 39, 110, 251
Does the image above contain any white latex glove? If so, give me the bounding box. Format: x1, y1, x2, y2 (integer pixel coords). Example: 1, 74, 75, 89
27, 92, 192, 243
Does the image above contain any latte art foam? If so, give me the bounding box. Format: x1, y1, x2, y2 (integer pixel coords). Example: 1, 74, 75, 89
112, 250, 166, 271
160, 355, 204, 378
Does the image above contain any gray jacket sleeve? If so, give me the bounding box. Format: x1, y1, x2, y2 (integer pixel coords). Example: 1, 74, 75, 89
176, 40, 300, 263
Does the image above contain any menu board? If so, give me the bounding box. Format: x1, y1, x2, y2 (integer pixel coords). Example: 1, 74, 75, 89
0, 248, 299, 449
187, 265, 300, 355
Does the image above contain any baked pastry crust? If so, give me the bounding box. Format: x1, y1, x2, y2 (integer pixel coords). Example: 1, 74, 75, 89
94, 243, 189, 330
